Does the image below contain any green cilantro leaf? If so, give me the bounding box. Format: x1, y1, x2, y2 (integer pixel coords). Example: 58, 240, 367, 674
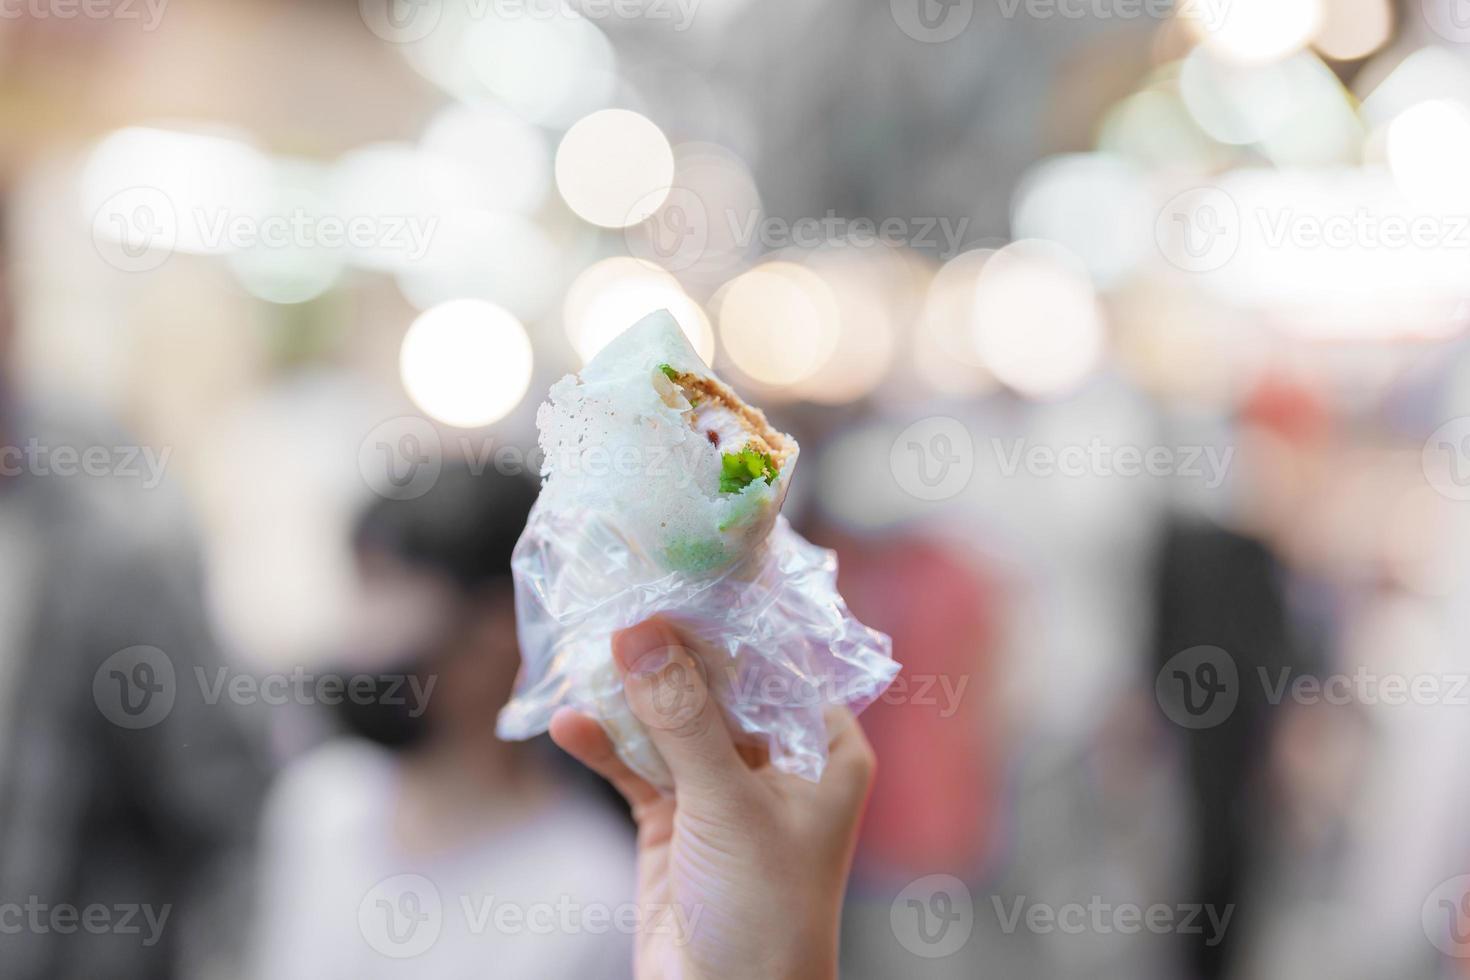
719, 446, 779, 494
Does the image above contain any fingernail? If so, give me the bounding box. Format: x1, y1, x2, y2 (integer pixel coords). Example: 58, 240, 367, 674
613, 618, 677, 674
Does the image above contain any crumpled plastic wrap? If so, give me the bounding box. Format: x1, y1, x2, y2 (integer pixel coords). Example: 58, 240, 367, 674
494, 311, 899, 789
496, 504, 900, 788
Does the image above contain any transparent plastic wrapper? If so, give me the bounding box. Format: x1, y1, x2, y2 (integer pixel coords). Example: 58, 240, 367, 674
496, 311, 899, 789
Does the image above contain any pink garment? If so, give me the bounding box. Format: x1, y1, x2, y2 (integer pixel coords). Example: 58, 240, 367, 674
822, 531, 1002, 878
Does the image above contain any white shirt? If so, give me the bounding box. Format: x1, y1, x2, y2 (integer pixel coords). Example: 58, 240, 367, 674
252, 741, 637, 980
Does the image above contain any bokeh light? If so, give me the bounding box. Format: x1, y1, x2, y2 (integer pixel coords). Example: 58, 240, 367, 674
83, 125, 269, 257
396, 210, 561, 320
398, 299, 533, 428
714, 261, 840, 387
1180, 50, 1361, 166
1387, 99, 1470, 212
329, 143, 450, 272
972, 240, 1104, 399
913, 249, 996, 396
226, 159, 345, 305
555, 109, 675, 229
563, 257, 714, 364
1357, 46, 1470, 129
462, 8, 616, 128
1187, 0, 1324, 65
1312, 0, 1391, 62
623, 141, 762, 283
1180, 47, 1304, 146
789, 250, 897, 404
1011, 153, 1151, 289
419, 104, 551, 215
1098, 88, 1225, 172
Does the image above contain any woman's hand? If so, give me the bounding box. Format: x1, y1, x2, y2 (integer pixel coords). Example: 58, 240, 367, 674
549, 616, 876, 980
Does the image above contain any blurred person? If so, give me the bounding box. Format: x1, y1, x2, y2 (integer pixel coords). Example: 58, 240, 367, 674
0, 191, 270, 979
252, 463, 636, 979
1149, 378, 1323, 980
816, 530, 1003, 977
1150, 512, 1296, 980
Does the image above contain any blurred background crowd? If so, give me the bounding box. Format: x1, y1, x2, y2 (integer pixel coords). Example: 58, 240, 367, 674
2, 0, 1470, 977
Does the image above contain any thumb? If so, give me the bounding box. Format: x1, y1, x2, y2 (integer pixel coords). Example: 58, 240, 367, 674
613, 617, 743, 795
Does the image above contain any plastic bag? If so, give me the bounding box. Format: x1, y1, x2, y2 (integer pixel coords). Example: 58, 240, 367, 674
496, 503, 899, 788
494, 311, 899, 789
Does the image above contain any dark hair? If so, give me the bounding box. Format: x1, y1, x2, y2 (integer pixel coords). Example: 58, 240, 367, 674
333, 461, 538, 749
353, 460, 540, 591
